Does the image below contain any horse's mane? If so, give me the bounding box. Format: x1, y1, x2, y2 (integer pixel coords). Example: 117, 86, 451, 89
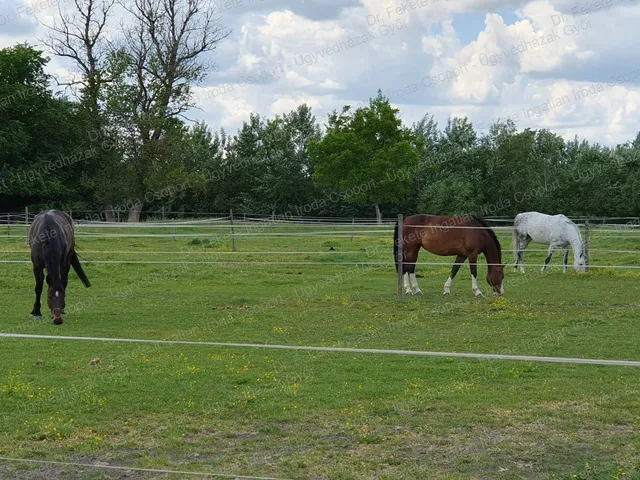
472, 216, 501, 258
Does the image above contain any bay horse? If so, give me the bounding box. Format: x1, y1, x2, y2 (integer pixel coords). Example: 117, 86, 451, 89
394, 214, 504, 297
28, 210, 91, 324
512, 211, 585, 274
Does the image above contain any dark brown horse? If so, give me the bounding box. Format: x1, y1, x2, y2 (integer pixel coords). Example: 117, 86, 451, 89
394, 214, 504, 297
29, 210, 91, 324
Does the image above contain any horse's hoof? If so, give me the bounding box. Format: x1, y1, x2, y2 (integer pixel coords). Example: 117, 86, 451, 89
443, 291, 450, 296
475, 292, 484, 298
405, 291, 413, 296
415, 290, 423, 295
30, 314, 42, 320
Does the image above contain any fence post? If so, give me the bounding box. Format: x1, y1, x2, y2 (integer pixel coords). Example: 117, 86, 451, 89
172, 224, 176, 241
584, 218, 590, 272
230, 209, 236, 251
351, 218, 354, 241
25, 206, 29, 245
7, 213, 10, 236
397, 214, 403, 302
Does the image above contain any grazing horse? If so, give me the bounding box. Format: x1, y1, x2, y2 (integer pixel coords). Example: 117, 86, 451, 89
394, 214, 504, 297
28, 210, 91, 324
512, 212, 585, 274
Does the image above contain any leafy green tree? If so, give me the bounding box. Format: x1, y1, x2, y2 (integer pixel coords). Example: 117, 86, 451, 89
0, 44, 87, 211
309, 90, 418, 223
418, 117, 482, 215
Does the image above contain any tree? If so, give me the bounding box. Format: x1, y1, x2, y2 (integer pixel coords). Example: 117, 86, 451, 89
309, 90, 418, 223
110, 0, 229, 220
418, 116, 482, 215
40, 0, 123, 216
0, 44, 86, 211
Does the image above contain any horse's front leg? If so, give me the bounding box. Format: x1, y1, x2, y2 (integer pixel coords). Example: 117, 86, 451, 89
468, 254, 483, 297
562, 247, 569, 273
444, 255, 466, 295
30, 265, 44, 319
541, 243, 558, 273
62, 272, 69, 315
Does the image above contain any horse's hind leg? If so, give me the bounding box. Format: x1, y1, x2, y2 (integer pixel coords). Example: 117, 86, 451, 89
562, 247, 569, 273
407, 247, 423, 295
444, 255, 466, 295
30, 265, 44, 319
468, 254, 483, 297
403, 246, 420, 295
514, 235, 531, 274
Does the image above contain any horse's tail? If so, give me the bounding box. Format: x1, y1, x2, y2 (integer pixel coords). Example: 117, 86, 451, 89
71, 251, 91, 287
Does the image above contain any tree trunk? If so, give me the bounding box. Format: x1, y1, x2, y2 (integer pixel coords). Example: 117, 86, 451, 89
375, 203, 382, 225
128, 201, 143, 222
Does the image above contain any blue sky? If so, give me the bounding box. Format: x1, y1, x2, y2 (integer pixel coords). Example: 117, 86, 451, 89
1, 0, 640, 145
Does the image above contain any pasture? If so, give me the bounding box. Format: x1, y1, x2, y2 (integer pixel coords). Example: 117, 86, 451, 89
0, 217, 640, 479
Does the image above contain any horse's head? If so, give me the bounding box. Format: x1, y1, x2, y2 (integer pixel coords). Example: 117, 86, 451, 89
487, 264, 505, 296
46, 276, 65, 325
574, 253, 586, 272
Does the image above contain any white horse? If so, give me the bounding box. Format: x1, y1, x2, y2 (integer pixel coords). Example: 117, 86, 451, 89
512, 212, 586, 273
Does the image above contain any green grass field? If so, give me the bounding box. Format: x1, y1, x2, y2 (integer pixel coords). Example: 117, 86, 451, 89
1, 220, 640, 479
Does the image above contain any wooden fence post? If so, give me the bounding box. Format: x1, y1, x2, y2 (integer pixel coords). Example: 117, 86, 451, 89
230, 209, 236, 251
584, 218, 590, 272
397, 214, 403, 302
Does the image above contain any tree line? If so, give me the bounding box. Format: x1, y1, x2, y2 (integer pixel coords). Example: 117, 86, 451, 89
1, 0, 639, 222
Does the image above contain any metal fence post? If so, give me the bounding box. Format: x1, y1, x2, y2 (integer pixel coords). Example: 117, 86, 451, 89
584, 218, 590, 272
397, 214, 403, 302
230, 209, 236, 251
